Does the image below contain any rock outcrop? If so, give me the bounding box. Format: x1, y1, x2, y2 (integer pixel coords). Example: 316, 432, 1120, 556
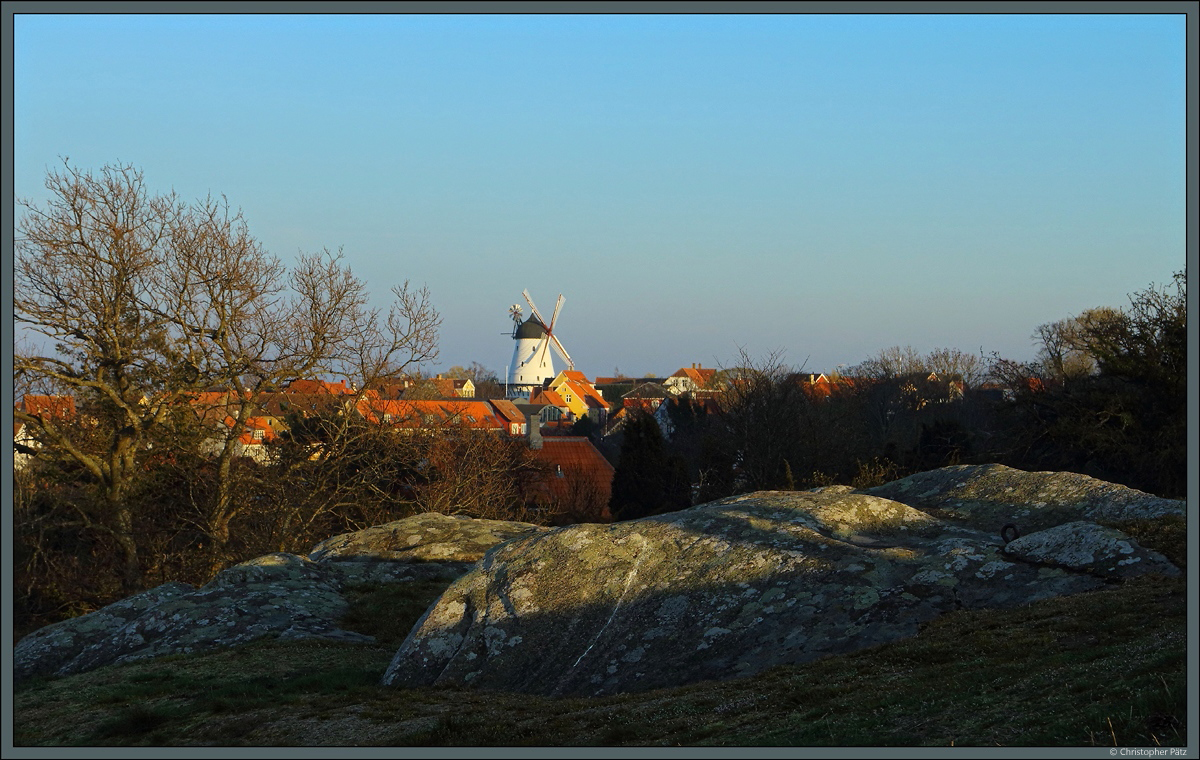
15, 466, 1184, 691
863, 464, 1184, 531
1001, 521, 1179, 579
309, 511, 547, 567
382, 470, 1183, 698
14, 513, 545, 684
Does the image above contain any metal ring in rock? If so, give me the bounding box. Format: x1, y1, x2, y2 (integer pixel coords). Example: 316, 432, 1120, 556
1000, 523, 1021, 545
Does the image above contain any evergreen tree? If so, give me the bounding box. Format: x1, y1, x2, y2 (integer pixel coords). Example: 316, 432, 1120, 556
609, 413, 691, 521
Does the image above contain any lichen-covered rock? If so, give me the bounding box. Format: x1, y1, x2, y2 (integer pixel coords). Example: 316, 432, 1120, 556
12, 582, 193, 683
864, 464, 1184, 532
381, 489, 1146, 698
308, 512, 547, 564
13, 554, 367, 683
1002, 521, 1180, 579
14, 513, 545, 684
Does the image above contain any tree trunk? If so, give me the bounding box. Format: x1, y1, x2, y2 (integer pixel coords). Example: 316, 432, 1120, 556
110, 493, 142, 593
207, 449, 237, 578
207, 514, 233, 578
108, 434, 143, 594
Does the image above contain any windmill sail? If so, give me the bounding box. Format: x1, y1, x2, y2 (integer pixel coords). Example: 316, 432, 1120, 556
523, 290, 573, 371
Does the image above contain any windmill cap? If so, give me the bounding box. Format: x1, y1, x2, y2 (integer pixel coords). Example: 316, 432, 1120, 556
515, 316, 547, 339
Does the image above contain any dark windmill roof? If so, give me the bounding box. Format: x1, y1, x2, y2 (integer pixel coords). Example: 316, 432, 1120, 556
515, 316, 547, 340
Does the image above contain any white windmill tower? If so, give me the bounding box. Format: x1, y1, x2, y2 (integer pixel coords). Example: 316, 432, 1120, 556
507, 290, 574, 399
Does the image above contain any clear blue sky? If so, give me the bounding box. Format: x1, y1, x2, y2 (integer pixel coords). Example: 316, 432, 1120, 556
13, 12, 1187, 378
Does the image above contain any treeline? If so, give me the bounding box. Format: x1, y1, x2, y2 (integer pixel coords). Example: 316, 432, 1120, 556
606, 272, 1186, 520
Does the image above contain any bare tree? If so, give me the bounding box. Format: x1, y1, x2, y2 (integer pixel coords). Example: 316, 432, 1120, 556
852, 345, 927, 380
925, 347, 988, 388
1032, 308, 1122, 382
444, 361, 504, 398
411, 425, 546, 520
15, 161, 441, 586
709, 348, 815, 492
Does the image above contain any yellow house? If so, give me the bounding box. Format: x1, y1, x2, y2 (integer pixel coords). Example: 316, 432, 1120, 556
547, 370, 610, 423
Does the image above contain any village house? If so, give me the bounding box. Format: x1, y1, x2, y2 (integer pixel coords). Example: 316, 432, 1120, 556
487, 398, 528, 436
13, 394, 78, 469
604, 382, 670, 436
526, 387, 572, 424
528, 437, 615, 524
794, 372, 862, 400
521, 416, 615, 523
664, 364, 719, 396
432, 375, 475, 398
545, 370, 610, 426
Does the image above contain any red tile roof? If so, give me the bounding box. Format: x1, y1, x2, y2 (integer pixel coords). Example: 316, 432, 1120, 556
488, 399, 527, 427
429, 377, 472, 397
251, 392, 347, 419
529, 437, 615, 522
286, 379, 353, 395
21, 395, 76, 420
670, 367, 718, 387
226, 415, 280, 445
621, 398, 663, 413
622, 382, 670, 399
553, 374, 610, 410
357, 399, 504, 430
529, 388, 568, 408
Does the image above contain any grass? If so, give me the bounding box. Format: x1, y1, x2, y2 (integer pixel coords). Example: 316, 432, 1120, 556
338, 579, 452, 649
11, 521, 1189, 747
1101, 515, 1188, 570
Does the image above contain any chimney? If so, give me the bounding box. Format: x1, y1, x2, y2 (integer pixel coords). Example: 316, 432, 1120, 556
526, 413, 543, 450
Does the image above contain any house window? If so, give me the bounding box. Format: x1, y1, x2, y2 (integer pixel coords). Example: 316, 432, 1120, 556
555, 465, 564, 478
252, 429, 264, 441
383, 413, 393, 423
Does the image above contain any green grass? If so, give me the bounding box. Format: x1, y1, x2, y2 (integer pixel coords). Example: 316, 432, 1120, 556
338, 579, 451, 649
12, 536, 1188, 747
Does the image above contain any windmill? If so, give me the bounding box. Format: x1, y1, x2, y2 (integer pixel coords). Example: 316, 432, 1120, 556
522, 289, 574, 372
507, 290, 574, 395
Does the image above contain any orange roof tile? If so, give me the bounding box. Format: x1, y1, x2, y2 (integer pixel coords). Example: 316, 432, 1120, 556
530, 388, 568, 407
488, 398, 527, 426
529, 437, 615, 521
357, 399, 503, 430
224, 415, 280, 445
22, 395, 76, 420
286, 379, 353, 395
430, 377, 472, 397
621, 398, 663, 413
556, 377, 610, 410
